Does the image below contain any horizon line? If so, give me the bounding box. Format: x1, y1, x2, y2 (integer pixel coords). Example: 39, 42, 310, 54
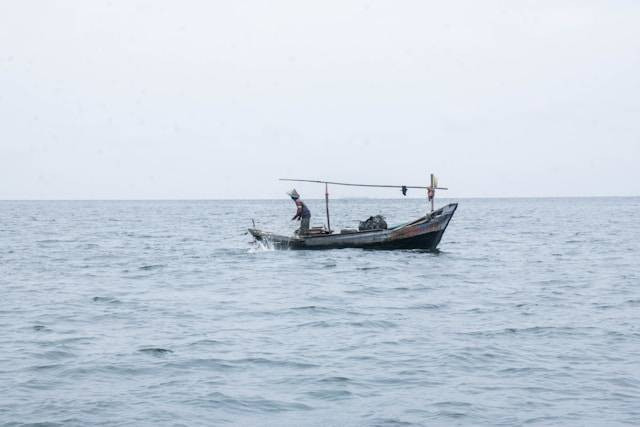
1, 195, 638, 202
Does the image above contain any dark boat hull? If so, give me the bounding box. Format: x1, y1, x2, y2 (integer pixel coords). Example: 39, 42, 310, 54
249, 203, 457, 251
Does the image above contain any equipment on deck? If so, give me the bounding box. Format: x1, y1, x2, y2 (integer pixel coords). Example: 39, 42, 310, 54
358, 215, 388, 231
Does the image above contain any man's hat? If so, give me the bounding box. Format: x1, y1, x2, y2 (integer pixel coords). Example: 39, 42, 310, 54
287, 189, 300, 199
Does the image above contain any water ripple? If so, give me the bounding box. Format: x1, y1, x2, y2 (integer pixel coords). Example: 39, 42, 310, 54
1, 198, 639, 426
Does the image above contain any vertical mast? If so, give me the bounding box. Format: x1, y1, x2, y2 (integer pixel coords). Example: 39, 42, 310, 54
430, 173, 435, 213
325, 182, 331, 231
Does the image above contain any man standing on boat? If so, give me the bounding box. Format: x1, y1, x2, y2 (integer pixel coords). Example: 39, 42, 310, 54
288, 189, 311, 235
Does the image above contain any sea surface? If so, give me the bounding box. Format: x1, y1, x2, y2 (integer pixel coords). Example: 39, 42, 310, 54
1, 198, 639, 426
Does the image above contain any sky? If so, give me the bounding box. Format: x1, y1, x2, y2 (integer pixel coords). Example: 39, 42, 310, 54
1, 0, 639, 199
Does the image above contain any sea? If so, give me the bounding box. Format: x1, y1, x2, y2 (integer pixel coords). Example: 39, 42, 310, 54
1, 198, 639, 426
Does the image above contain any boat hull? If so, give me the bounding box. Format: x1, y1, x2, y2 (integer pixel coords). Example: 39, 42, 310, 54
249, 203, 457, 251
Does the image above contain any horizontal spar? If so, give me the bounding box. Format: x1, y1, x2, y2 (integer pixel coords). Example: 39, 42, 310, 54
279, 178, 448, 190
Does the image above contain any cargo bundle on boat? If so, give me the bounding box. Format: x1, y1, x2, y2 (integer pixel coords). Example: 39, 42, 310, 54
249, 174, 457, 251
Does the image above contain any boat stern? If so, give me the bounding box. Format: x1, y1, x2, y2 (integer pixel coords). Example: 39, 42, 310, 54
248, 228, 263, 240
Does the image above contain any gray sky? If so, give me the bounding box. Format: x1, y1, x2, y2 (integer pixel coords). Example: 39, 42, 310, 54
1, 0, 639, 199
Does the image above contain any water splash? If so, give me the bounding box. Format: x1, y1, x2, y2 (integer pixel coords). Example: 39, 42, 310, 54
248, 238, 276, 253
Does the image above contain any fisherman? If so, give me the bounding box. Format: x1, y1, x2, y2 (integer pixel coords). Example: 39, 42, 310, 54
288, 189, 311, 235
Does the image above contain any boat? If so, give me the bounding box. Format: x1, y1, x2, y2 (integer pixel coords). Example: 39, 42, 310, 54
249, 203, 457, 250
248, 174, 457, 251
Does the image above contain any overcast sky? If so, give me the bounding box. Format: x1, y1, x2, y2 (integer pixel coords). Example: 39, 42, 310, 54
1, 1, 639, 199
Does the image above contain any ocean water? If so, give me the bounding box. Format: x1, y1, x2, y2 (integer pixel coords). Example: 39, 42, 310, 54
1, 198, 639, 426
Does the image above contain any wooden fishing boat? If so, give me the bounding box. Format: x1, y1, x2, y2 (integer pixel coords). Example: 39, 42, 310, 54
249, 202, 457, 250
248, 174, 458, 251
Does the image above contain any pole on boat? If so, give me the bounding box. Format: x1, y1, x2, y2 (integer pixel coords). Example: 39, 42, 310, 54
279, 176, 448, 217
280, 178, 433, 190
430, 174, 435, 213
325, 182, 331, 232
279, 177, 447, 192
